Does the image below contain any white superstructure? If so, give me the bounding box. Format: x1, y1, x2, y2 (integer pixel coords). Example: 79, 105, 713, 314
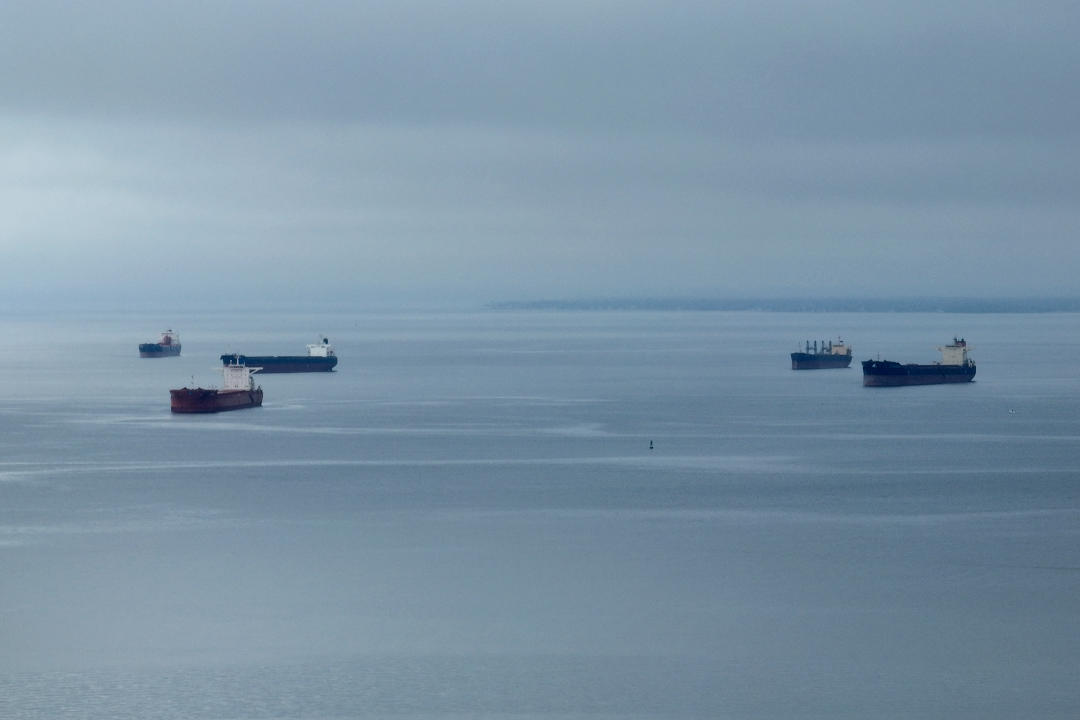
307, 337, 335, 358
937, 338, 972, 366
222, 362, 262, 390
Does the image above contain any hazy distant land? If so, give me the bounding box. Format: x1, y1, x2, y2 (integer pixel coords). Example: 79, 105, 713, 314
489, 297, 1080, 313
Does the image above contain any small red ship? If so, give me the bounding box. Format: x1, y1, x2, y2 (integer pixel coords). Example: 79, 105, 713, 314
170, 362, 263, 413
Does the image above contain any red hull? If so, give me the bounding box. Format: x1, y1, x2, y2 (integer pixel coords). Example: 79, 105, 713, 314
170, 387, 263, 413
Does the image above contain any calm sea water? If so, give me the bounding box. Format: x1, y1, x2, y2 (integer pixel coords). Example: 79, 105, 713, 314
2, 310, 1079, 719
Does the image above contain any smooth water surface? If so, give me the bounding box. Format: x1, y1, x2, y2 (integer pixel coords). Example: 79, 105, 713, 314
2, 310, 1079, 718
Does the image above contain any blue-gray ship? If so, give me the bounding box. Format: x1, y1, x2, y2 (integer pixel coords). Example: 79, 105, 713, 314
791, 338, 852, 369
139, 329, 181, 358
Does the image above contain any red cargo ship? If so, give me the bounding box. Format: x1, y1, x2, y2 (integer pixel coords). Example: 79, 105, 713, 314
170, 362, 263, 413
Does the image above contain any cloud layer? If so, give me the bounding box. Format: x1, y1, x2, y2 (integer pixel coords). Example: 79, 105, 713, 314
2, 1, 1078, 306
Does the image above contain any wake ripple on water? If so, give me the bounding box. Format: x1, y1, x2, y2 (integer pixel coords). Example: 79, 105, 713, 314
0, 506, 244, 547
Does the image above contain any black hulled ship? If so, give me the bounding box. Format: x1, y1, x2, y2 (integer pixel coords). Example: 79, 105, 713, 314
221, 338, 338, 373
862, 338, 976, 387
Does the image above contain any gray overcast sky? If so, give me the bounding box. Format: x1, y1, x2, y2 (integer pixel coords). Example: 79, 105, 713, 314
2, 0, 1078, 307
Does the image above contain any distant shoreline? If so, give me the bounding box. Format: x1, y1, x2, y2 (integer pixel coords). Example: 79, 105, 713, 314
488, 297, 1080, 313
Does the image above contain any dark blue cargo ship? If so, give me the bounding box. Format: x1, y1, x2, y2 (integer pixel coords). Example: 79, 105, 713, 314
221, 338, 338, 373
862, 338, 975, 386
